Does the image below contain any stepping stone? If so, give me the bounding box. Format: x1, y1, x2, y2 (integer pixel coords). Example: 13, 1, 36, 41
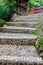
0, 44, 42, 63
0, 26, 36, 33
0, 33, 37, 44
6, 22, 38, 27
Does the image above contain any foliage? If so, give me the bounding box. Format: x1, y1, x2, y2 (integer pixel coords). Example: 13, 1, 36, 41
28, 0, 43, 10
0, 18, 6, 23
34, 25, 41, 36
38, 38, 43, 48
8, 0, 17, 13
0, 0, 17, 21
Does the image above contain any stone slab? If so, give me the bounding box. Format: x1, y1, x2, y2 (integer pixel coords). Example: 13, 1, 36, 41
15, 14, 43, 21
0, 63, 43, 65
6, 22, 38, 27
12, 13, 43, 17
15, 18, 43, 22
11, 13, 43, 22
17, 13, 43, 18
0, 26, 36, 33
0, 33, 37, 44
12, 13, 43, 21
13, 15, 43, 21
0, 44, 42, 63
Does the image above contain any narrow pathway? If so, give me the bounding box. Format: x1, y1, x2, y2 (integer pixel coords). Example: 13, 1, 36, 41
0, 13, 43, 65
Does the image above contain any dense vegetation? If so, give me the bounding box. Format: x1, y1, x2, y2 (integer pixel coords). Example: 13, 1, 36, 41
28, 0, 43, 10
0, 0, 16, 21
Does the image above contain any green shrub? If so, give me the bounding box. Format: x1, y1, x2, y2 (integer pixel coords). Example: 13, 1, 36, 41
38, 38, 43, 48
28, 0, 43, 10
0, 0, 16, 21
0, 18, 6, 23
8, 0, 17, 13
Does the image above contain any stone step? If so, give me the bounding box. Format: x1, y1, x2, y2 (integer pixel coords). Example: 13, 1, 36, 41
12, 13, 43, 21
15, 18, 43, 22
14, 20, 37, 23
0, 26, 36, 33
0, 33, 37, 44
14, 14, 43, 21
0, 44, 42, 64
12, 13, 43, 22
14, 18, 43, 22
16, 16, 39, 20
17, 13, 43, 18
6, 22, 38, 27
0, 63, 43, 65
13, 18, 43, 22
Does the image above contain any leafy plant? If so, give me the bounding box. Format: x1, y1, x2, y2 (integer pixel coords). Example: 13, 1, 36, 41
34, 25, 41, 36
28, 0, 43, 10
0, 0, 17, 21
0, 18, 6, 23
38, 38, 43, 48
8, 0, 17, 12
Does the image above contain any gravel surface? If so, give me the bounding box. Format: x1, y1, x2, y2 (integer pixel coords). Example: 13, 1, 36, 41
0, 45, 42, 63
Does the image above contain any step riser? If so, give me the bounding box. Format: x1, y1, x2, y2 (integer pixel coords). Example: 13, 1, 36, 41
0, 28, 36, 34
12, 13, 43, 21
6, 23, 37, 27
14, 19, 43, 22
0, 33, 37, 45
16, 18, 39, 20
0, 39, 36, 45
0, 62, 43, 65
15, 15, 42, 19
7, 25, 36, 28
14, 20, 37, 22
16, 14, 43, 18
15, 18, 43, 21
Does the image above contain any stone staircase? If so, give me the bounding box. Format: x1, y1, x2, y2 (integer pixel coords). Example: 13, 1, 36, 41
0, 13, 43, 65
